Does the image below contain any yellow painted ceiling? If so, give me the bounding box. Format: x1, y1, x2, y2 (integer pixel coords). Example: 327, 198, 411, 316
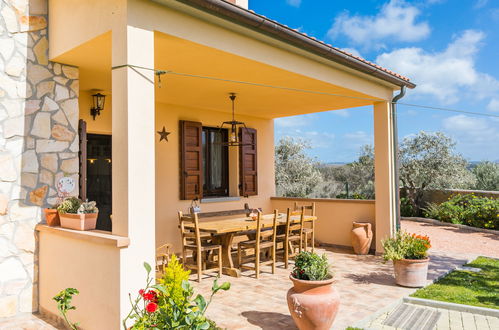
53, 31, 379, 119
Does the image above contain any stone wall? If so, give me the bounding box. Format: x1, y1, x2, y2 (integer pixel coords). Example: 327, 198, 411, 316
0, 0, 79, 318
420, 188, 499, 206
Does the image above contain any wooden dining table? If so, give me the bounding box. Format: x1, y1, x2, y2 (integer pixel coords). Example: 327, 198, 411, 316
184, 213, 316, 277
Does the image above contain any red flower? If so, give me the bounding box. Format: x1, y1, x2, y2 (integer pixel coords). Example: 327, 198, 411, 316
146, 302, 158, 313
143, 290, 158, 302
139, 289, 145, 296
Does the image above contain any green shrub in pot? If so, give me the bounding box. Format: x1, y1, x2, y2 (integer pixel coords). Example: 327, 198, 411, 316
291, 251, 332, 281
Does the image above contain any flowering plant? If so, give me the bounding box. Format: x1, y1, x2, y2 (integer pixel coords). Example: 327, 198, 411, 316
123, 255, 230, 329
382, 231, 431, 261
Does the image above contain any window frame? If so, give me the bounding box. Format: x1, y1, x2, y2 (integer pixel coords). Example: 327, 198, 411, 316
202, 126, 229, 197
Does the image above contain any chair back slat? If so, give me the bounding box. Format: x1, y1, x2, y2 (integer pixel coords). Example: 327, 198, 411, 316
293, 201, 316, 216
178, 211, 202, 249
286, 207, 305, 237
254, 210, 278, 245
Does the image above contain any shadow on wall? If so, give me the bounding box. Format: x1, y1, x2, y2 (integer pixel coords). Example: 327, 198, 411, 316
0, 0, 79, 318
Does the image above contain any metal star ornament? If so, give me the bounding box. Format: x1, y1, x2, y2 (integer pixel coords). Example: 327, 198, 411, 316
157, 126, 171, 142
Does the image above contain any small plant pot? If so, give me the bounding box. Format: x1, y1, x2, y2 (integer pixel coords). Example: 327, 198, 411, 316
43, 208, 60, 227
393, 258, 429, 287
59, 213, 98, 231
287, 275, 340, 330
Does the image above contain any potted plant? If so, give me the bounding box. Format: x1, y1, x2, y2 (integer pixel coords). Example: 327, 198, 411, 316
287, 251, 340, 330
43, 206, 60, 227
58, 197, 99, 231
382, 231, 431, 287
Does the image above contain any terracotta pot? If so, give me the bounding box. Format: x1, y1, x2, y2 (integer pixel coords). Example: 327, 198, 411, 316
393, 258, 429, 287
287, 275, 340, 330
59, 213, 98, 231
43, 208, 60, 227
350, 222, 373, 255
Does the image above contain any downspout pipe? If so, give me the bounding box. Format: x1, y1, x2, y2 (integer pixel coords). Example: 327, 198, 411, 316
391, 86, 406, 232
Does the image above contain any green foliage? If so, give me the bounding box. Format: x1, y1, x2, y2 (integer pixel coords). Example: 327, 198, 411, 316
77, 200, 98, 214
400, 197, 416, 217
275, 137, 322, 197
382, 231, 431, 261
411, 257, 499, 309
335, 192, 368, 200
123, 260, 230, 330
57, 197, 81, 214
472, 161, 499, 191
423, 194, 499, 229
53, 288, 79, 330
292, 251, 332, 281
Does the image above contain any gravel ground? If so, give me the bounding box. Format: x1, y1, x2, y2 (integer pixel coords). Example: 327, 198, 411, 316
401, 220, 499, 258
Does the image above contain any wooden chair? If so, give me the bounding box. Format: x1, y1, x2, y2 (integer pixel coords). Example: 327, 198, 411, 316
294, 202, 316, 252
178, 211, 222, 282
277, 207, 305, 269
155, 243, 172, 277
237, 210, 278, 279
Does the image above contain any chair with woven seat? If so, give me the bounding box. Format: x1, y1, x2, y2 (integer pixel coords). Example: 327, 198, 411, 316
294, 201, 316, 252
237, 210, 278, 279
277, 207, 305, 269
178, 211, 222, 282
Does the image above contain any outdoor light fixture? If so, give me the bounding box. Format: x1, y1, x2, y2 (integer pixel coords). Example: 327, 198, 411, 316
90, 92, 106, 120
218, 93, 250, 147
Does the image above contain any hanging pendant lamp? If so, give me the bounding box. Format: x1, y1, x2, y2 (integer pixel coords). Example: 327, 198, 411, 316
219, 93, 250, 147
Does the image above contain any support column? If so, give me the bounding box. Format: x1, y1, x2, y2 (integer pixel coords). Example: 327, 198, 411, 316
112, 25, 155, 325
373, 101, 397, 252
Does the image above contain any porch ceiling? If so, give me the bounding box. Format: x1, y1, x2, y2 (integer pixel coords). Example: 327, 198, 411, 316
54, 31, 382, 119
154, 32, 379, 119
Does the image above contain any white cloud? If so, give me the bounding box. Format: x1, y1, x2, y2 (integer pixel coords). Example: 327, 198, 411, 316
340, 47, 362, 58
343, 131, 373, 148
376, 30, 499, 104
331, 110, 351, 118
275, 115, 314, 128
286, 0, 301, 8
474, 0, 488, 9
442, 115, 499, 160
328, 0, 430, 50
487, 99, 499, 112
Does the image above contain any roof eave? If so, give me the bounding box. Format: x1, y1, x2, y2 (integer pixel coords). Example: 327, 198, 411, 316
167, 0, 416, 89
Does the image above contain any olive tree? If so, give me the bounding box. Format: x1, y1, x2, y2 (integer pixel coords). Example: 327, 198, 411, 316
473, 161, 499, 191
275, 137, 322, 197
399, 131, 475, 212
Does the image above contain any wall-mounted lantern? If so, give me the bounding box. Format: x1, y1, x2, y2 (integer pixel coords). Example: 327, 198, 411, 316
90, 92, 106, 120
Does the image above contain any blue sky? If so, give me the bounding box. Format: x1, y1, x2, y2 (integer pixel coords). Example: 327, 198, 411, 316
249, 0, 499, 163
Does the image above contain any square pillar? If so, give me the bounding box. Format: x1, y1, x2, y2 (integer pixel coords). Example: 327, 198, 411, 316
112, 25, 156, 325
373, 101, 397, 252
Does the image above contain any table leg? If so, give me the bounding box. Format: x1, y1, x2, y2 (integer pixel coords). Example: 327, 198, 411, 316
214, 233, 241, 277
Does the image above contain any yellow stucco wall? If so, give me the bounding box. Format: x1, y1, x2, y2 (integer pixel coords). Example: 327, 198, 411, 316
154, 103, 275, 251
38, 231, 121, 330
270, 197, 376, 249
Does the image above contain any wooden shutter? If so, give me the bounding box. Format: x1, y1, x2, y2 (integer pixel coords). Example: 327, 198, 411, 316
180, 121, 203, 200
78, 119, 87, 200
239, 127, 258, 196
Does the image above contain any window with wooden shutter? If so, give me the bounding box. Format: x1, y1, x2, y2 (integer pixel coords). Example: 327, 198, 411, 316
180, 120, 203, 200
239, 127, 258, 196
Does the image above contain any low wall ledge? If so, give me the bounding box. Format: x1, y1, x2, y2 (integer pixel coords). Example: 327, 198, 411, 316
36, 224, 130, 248
270, 197, 375, 204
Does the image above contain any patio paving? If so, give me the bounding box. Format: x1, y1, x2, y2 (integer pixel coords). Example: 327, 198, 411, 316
192, 246, 471, 330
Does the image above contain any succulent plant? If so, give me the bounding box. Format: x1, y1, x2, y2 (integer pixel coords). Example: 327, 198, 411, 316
77, 201, 98, 214
57, 197, 82, 214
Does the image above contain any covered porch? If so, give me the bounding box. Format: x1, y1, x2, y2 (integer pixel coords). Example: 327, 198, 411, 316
36, 0, 413, 328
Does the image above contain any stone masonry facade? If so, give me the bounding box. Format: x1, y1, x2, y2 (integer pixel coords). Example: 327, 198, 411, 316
0, 0, 79, 318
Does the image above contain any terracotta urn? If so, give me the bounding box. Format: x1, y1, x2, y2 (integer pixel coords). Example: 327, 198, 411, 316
43, 208, 60, 227
351, 222, 373, 255
393, 258, 429, 287
287, 275, 340, 330
59, 213, 98, 231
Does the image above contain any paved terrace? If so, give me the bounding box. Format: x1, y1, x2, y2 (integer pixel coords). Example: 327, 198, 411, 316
1, 219, 496, 329
193, 247, 471, 330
